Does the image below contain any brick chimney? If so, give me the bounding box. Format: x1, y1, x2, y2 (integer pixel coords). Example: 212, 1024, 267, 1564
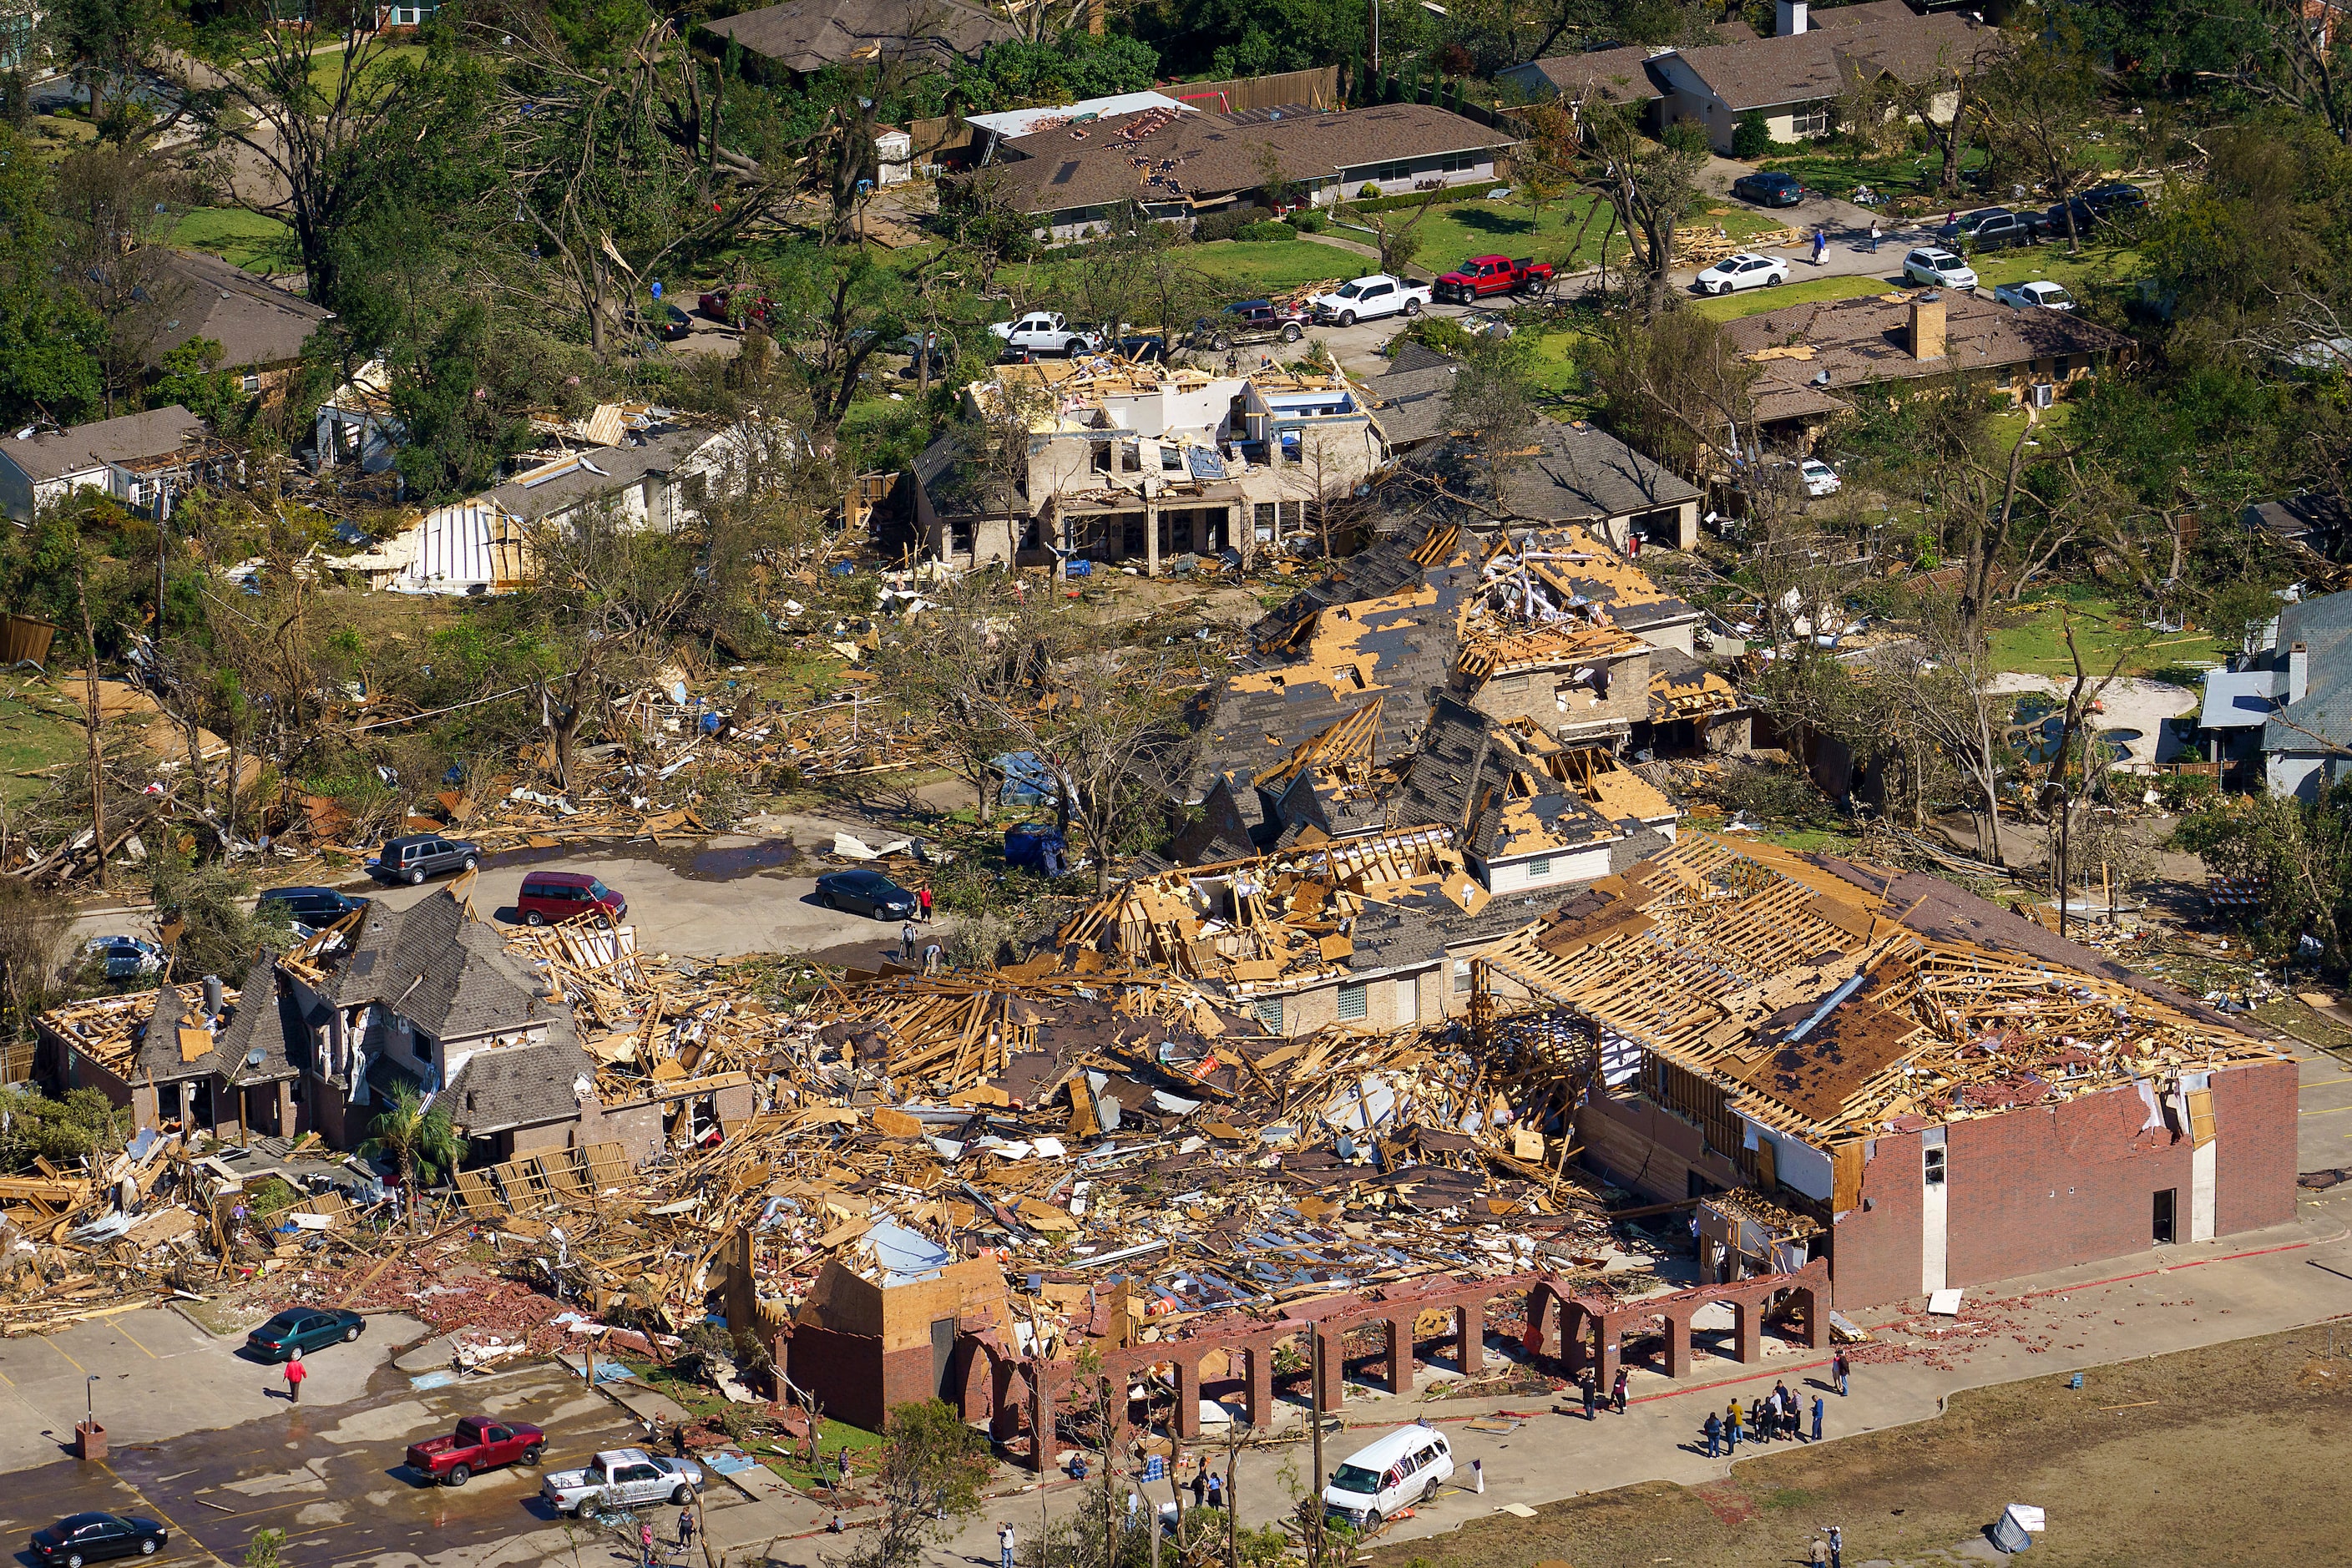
1908, 295, 1947, 360
1777, 0, 1808, 34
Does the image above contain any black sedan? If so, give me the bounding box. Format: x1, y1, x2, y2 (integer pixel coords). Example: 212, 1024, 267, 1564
815, 868, 918, 920
245, 1305, 367, 1363
1729, 171, 1807, 208
257, 885, 367, 930
31, 1513, 169, 1566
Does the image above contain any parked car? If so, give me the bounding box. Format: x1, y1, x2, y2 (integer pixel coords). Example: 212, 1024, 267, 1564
1694, 252, 1789, 296
1116, 331, 1168, 362
988, 311, 1103, 357
1322, 1424, 1454, 1530
1902, 247, 1978, 290
1936, 207, 2038, 250
1798, 457, 1841, 497
893, 331, 950, 377
1729, 171, 1807, 207
245, 1305, 366, 1363
2081, 180, 2147, 217
368, 834, 479, 886
697, 286, 773, 325
1307, 273, 1429, 326
1431, 254, 1553, 303
29, 1513, 169, 1566
406, 1415, 548, 1487
1994, 279, 2076, 311
257, 886, 367, 931
815, 867, 918, 919
1188, 299, 1308, 349
542, 1449, 706, 1516
517, 871, 626, 927
83, 936, 163, 979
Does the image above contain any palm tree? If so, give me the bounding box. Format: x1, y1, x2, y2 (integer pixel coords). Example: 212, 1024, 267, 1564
358, 1086, 463, 1235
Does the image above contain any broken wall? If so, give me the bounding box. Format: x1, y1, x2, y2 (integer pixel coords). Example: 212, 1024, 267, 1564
1470, 649, 1653, 740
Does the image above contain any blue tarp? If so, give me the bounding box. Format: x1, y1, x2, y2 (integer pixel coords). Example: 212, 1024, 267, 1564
994, 751, 1059, 808
867, 1218, 953, 1285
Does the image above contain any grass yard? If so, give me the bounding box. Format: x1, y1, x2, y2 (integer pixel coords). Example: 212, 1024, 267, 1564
1184, 238, 1366, 293
1343, 193, 1788, 278
1364, 1325, 2352, 1568
1986, 582, 2231, 679
307, 43, 425, 104
1758, 142, 1991, 204
0, 692, 85, 807
174, 207, 301, 271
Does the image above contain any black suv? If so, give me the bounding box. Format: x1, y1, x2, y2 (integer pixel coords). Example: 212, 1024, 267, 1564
1729, 171, 1807, 208
2081, 181, 2146, 217
257, 886, 367, 929
371, 834, 481, 886
1937, 206, 2039, 250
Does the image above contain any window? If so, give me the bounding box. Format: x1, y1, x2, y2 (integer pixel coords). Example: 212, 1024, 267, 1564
1790, 103, 1832, 138
1526, 856, 1552, 879
1453, 959, 1474, 994
1924, 1145, 1947, 1186
1997, 366, 2015, 389
1338, 983, 1368, 1021
1397, 975, 1419, 1022
241, 373, 262, 394
1253, 997, 1285, 1032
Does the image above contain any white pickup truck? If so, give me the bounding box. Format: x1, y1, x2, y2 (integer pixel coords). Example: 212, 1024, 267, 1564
988, 311, 1104, 357
1307, 274, 1429, 326
540, 1449, 706, 1515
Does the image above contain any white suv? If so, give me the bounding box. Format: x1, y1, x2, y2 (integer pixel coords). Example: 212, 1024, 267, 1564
1903, 248, 1977, 290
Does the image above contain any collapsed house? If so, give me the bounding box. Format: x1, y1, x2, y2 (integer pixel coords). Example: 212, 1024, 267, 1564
1474, 833, 2297, 1308
912, 358, 1388, 572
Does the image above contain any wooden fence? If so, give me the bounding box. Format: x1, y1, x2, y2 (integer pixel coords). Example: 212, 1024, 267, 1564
1159, 65, 1342, 114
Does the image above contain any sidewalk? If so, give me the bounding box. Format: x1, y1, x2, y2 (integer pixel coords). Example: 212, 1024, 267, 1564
843, 1194, 2352, 1567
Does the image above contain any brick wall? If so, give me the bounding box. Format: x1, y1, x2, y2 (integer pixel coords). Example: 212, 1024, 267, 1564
1831, 1068, 2299, 1310
1468, 649, 1651, 738
785, 1327, 940, 1432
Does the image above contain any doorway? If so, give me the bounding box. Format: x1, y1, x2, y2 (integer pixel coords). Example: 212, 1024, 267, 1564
2153, 1187, 2177, 1245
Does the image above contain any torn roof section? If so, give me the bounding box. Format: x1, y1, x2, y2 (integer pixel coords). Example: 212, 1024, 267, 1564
1480, 833, 2284, 1144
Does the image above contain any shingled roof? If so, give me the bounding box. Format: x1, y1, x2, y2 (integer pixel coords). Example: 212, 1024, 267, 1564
1506, 44, 1671, 104
443, 1032, 595, 1135
1670, 1, 1995, 112
332, 891, 555, 1040
148, 250, 334, 372
700, 0, 1014, 72
987, 102, 1514, 217
1410, 417, 1702, 532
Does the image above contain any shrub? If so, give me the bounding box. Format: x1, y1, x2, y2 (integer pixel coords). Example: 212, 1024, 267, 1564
1664, 119, 1711, 157
2155, 771, 2219, 812
1236, 220, 1292, 241
1359, 182, 1383, 199
1194, 205, 1267, 242
1732, 109, 1773, 159
1291, 209, 1325, 233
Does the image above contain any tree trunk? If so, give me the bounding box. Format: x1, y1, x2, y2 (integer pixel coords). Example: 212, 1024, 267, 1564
402, 1146, 419, 1236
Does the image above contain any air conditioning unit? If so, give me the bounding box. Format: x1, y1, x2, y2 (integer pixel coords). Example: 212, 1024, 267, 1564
2028, 382, 2056, 409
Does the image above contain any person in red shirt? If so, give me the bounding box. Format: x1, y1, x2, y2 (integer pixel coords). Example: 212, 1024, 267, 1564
285, 1347, 306, 1404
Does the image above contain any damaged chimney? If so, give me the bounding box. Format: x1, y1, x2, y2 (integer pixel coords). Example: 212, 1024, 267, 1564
1908, 294, 1947, 361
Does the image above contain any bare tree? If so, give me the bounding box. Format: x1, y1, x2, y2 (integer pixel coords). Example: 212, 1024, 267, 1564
1575, 95, 1706, 314
875, 575, 1064, 822
1009, 644, 1206, 898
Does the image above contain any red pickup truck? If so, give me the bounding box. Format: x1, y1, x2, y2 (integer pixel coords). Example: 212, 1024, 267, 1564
1433, 255, 1555, 303
405, 1416, 547, 1487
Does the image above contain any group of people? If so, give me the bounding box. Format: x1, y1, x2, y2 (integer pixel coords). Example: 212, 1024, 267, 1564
1699, 1352, 1851, 1458
896, 884, 939, 971
635, 1510, 695, 1567
1575, 1366, 1631, 1419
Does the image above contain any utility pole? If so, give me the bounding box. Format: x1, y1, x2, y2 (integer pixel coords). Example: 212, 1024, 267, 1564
1371, 0, 1382, 75
75, 561, 106, 893
1308, 1321, 1326, 1568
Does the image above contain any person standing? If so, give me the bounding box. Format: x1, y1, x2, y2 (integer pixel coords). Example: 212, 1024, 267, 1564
1808, 1536, 1828, 1567
1611, 1367, 1628, 1414
1827, 1523, 1844, 1568
1867, 219, 1880, 253
1725, 1399, 1743, 1451
999, 1522, 1017, 1568
1205, 1470, 1224, 1510
899, 923, 918, 963
918, 884, 933, 922
1812, 1393, 1825, 1443
284, 1347, 306, 1404
1834, 1350, 1850, 1397
640, 1521, 655, 1568
1126, 1490, 1141, 1530
1581, 1373, 1599, 1420
678, 1509, 697, 1554
1702, 1410, 1722, 1459
1812, 227, 1828, 266
1191, 1463, 1207, 1510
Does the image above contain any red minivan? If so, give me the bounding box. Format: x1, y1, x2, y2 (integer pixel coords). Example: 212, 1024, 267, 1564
516, 872, 626, 926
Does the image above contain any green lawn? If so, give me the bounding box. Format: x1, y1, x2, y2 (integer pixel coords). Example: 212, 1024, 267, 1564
1336, 193, 1788, 278
0, 694, 85, 806
174, 208, 301, 272
1758, 144, 1990, 206
1185, 237, 1363, 292
1986, 584, 2230, 678
307, 43, 423, 104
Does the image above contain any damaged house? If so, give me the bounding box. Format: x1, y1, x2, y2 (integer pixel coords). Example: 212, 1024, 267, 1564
912, 358, 1388, 573
1475, 834, 2296, 1308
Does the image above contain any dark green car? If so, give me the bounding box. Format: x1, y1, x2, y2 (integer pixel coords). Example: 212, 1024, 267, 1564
245, 1306, 366, 1363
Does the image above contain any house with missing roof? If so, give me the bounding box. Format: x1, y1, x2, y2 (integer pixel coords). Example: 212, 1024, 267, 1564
0, 406, 228, 523
2195, 588, 2352, 798
1476, 833, 2296, 1308
912, 360, 1388, 573
978, 101, 1517, 240
34, 966, 305, 1143
1722, 289, 2135, 451
1508, 2, 1997, 154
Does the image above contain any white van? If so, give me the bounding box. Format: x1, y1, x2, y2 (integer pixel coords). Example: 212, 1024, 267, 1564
1321, 1423, 1454, 1529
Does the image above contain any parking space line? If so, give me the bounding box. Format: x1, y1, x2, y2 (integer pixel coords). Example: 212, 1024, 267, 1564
97, 1459, 232, 1567
115, 1320, 161, 1360
42, 1335, 88, 1373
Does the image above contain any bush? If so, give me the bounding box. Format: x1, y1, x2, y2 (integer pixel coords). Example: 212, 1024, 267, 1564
1733, 109, 1773, 159
1194, 205, 1267, 242
1236, 220, 1293, 241
1291, 209, 1325, 233
2155, 771, 2219, 812
1665, 119, 1711, 157
1359, 182, 1383, 199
